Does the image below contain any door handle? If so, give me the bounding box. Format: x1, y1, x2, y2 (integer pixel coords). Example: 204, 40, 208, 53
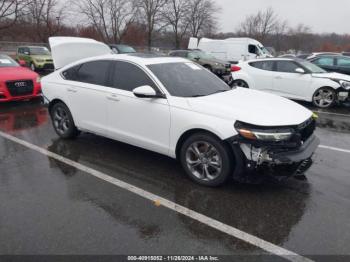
107, 94, 120, 102
67, 88, 77, 93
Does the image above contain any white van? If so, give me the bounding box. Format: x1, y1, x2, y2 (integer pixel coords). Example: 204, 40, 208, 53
188, 37, 273, 63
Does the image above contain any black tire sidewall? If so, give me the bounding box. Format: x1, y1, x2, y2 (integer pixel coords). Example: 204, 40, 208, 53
179, 133, 233, 187
50, 103, 78, 139
233, 79, 249, 88
312, 87, 336, 108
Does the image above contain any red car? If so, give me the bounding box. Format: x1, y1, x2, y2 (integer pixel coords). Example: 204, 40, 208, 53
0, 54, 42, 102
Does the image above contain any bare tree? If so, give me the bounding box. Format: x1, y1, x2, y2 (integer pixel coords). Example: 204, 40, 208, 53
0, 0, 26, 30
134, 0, 168, 50
186, 0, 219, 38
237, 7, 282, 42
162, 0, 189, 48
25, 0, 65, 42
288, 23, 312, 52
78, 0, 135, 44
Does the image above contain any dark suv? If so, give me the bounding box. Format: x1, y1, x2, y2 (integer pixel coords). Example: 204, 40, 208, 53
309, 55, 350, 75
169, 50, 232, 85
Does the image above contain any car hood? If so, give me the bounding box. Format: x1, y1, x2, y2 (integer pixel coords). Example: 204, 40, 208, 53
187, 88, 312, 127
0, 66, 38, 81
312, 72, 350, 81
31, 55, 52, 60
49, 37, 111, 69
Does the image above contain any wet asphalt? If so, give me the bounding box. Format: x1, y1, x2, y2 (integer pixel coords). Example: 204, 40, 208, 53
0, 99, 350, 261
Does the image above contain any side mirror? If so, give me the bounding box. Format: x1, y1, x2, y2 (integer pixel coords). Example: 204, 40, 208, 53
295, 68, 305, 74
18, 60, 26, 67
193, 56, 200, 61
133, 85, 165, 99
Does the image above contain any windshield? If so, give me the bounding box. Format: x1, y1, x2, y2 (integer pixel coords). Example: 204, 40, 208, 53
191, 51, 215, 60
148, 62, 230, 98
258, 45, 271, 56
299, 60, 327, 73
117, 45, 136, 53
29, 47, 51, 55
0, 55, 18, 67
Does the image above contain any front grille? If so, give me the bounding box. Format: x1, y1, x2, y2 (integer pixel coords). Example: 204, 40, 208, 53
6, 80, 34, 97
297, 118, 316, 142
46, 59, 53, 62
43, 63, 54, 70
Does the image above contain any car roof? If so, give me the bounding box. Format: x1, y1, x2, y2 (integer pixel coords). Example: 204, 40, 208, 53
18, 46, 48, 48
61, 53, 189, 69
244, 58, 302, 63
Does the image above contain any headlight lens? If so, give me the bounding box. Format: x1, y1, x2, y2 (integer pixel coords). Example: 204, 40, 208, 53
339, 80, 350, 90
235, 122, 293, 141
35, 59, 45, 63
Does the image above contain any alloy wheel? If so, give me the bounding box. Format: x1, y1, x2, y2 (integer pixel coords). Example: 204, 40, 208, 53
185, 141, 222, 181
233, 80, 248, 88
313, 88, 335, 108
53, 106, 71, 135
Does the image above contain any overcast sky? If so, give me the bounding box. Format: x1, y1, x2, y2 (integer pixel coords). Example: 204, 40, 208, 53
216, 0, 349, 34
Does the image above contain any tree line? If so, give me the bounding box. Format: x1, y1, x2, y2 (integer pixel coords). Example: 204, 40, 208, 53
1, 1, 350, 53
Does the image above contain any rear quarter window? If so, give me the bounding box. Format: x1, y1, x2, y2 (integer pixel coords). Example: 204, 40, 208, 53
249, 61, 274, 71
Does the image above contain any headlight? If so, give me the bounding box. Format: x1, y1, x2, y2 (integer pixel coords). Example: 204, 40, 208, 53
35, 59, 45, 63
339, 80, 350, 90
235, 122, 293, 141
36, 76, 41, 83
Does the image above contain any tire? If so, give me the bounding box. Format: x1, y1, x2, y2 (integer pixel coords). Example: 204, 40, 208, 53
179, 132, 234, 187
30, 62, 36, 72
233, 79, 249, 88
50, 102, 79, 139
312, 87, 336, 108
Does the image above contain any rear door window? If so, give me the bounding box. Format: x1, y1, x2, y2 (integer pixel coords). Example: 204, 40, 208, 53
249, 61, 275, 71
275, 61, 300, 73
63, 60, 111, 86
314, 57, 334, 66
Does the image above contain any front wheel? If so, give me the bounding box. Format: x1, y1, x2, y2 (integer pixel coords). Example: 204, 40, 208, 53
179, 133, 233, 187
50, 102, 79, 139
233, 79, 249, 88
312, 87, 336, 108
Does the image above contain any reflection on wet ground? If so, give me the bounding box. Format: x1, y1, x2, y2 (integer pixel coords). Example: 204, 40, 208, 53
1, 100, 350, 257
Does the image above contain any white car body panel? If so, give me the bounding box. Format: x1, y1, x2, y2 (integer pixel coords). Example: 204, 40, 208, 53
232, 59, 346, 102
49, 37, 111, 69
43, 39, 313, 160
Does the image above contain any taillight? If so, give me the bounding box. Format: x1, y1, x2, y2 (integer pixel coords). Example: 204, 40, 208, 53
231, 65, 241, 72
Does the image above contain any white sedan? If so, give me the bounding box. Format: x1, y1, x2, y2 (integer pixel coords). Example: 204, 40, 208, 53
231, 58, 350, 108
42, 37, 319, 187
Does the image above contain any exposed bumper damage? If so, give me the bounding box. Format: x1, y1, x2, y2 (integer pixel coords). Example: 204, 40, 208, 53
227, 118, 320, 181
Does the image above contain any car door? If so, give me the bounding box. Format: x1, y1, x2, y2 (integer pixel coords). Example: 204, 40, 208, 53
335, 57, 350, 75
247, 60, 275, 92
312, 56, 336, 72
272, 60, 312, 100
106, 60, 171, 155
61, 60, 112, 135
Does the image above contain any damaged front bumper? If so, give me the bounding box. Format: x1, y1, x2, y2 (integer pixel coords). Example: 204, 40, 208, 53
227, 132, 320, 180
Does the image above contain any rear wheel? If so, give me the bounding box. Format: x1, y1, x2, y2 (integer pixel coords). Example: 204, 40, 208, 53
233, 79, 249, 88
179, 133, 233, 187
312, 87, 336, 108
50, 102, 79, 139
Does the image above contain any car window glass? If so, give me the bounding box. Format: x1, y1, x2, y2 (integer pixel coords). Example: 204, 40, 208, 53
315, 57, 334, 66
187, 52, 198, 59
248, 45, 257, 54
249, 61, 274, 71
74, 60, 110, 86
276, 61, 299, 73
337, 57, 350, 67
111, 61, 157, 92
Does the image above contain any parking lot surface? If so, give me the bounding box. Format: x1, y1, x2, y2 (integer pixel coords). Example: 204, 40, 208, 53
1, 100, 350, 261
